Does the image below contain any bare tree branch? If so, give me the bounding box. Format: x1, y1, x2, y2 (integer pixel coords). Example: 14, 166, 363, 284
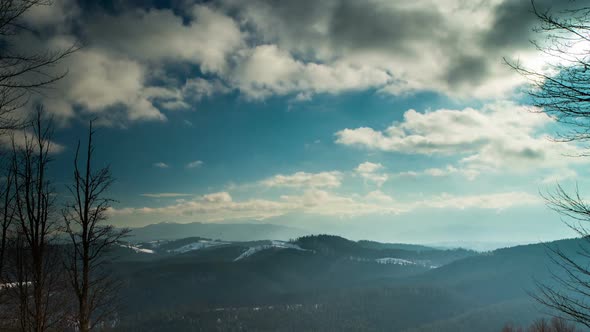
63, 120, 129, 332
508, 1, 590, 326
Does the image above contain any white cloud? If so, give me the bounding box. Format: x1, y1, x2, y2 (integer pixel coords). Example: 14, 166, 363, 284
336, 102, 588, 174
395, 165, 479, 181
365, 190, 395, 203
153, 162, 170, 169
261, 171, 342, 188
186, 160, 204, 169
233, 44, 392, 99
141, 193, 193, 198
540, 169, 578, 185
217, 0, 546, 100
32, 4, 241, 125
355, 162, 388, 187
46, 46, 167, 124
111, 191, 295, 223
27, 0, 564, 124
421, 192, 540, 210
355, 162, 384, 173
279, 189, 403, 216
203, 192, 233, 203
147, 78, 231, 111
111, 188, 540, 225
0, 130, 65, 155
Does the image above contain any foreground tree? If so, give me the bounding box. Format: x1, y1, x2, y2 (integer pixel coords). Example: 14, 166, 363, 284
8, 107, 66, 331
510, 1, 590, 328
63, 121, 129, 332
0, 161, 15, 279
502, 317, 578, 332
0, 0, 76, 301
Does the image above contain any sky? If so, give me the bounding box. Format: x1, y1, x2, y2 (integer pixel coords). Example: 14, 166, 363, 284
15, 0, 590, 245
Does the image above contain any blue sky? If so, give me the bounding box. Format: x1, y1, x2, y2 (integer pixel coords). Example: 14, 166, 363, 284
18, 0, 590, 245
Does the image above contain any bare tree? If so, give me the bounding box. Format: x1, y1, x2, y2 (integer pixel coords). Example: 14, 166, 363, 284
6, 106, 66, 331
508, 1, 590, 328
0, 0, 76, 315
63, 120, 129, 332
508, 1, 590, 148
0, 157, 16, 329
501, 317, 578, 332
0, 157, 15, 279
0, 0, 77, 131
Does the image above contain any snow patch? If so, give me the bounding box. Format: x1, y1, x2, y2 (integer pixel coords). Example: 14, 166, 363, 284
375, 257, 415, 265
234, 241, 305, 261
171, 240, 228, 253
147, 240, 167, 248
121, 244, 154, 254
0, 281, 31, 289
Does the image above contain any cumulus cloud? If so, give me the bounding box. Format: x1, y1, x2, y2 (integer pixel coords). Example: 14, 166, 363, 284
336, 102, 588, 174
28, 0, 573, 124
232, 44, 392, 99
261, 171, 343, 188
0, 130, 65, 155
148, 78, 231, 111
46, 47, 167, 124
217, 0, 552, 99
30, 2, 242, 125
355, 162, 388, 187
355, 162, 383, 173
84, 5, 244, 73
202, 191, 233, 203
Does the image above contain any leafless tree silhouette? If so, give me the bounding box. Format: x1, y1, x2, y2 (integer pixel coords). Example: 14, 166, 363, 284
507, 1, 590, 150
508, 1, 590, 328
0, 0, 76, 323
501, 316, 578, 332
0, 155, 15, 279
63, 120, 129, 332
0, 0, 77, 131
1, 106, 68, 331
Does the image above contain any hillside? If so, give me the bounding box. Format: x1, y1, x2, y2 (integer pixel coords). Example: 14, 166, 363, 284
102, 235, 589, 331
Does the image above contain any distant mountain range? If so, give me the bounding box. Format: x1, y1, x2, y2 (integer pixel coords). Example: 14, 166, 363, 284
106, 232, 587, 331
126, 221, 522, 251
126, 221, 310, 242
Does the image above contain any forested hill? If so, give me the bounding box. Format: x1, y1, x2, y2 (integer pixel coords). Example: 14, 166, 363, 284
105, 234, 584, 331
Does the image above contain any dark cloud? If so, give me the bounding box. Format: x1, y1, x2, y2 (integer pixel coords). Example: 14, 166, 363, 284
222, 0, 447, 59
219, 0, 536, 96
482, 1, 538, 49
444, 54, 491, 87
482, 0, 590, 51
328, 1, 444, 53
25, 0, 590, 124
